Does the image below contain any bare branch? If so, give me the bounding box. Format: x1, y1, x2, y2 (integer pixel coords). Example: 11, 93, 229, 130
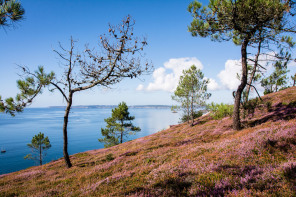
246, 83, 263, 101
53, 50, 70, 62
50, 82, 69, 102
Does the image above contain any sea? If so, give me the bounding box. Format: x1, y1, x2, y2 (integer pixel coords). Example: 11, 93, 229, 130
0, 106, 181, 175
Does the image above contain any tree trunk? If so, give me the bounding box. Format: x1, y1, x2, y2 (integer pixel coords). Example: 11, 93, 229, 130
63, 91, 73, 168
187, 106, 190, 124
233, 38, 249, 130
120, 120, 123, 144
187, 96, 190, 124
245, 39, 261, 102
39, 143, 42, 166
191, 95, 194, 126
245, 67, 256, 102
120, 132, 123, 144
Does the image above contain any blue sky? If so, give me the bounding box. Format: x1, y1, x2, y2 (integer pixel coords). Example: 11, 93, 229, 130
1, 0, 295, 107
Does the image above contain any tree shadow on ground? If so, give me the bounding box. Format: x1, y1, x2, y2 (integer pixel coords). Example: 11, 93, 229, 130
245, 103, 296, 128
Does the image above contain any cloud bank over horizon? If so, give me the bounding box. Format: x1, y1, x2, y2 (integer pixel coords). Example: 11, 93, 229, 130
136, 57, 219, 92
136, 53, 294, 94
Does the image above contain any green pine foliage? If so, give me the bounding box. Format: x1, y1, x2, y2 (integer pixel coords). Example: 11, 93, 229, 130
0, 0, 25, 26
261, 61, 290, 95
242, 97, 262, 118
99, 102, 141, 148
172, 65, 211, 126
0, 67, 55, 116
0, 0, 28, 116
291, 73, 296, 86
188, 0, 296, 130
24, 132, 51, 166
180, 110, 203, 123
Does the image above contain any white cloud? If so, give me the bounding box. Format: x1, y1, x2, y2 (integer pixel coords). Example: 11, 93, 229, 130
207, 78, 220, 91
144, 57, 204, 92
216, 52, 277, 91
218, 59, 242, 90
136, 84, 144, 91
163, 57, 203, 75
288, 60, 296, 67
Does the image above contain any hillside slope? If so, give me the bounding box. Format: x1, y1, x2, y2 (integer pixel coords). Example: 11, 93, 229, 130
1, 87, 296, 196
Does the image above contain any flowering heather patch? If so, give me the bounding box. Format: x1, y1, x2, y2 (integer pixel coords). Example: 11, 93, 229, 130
0, 174, 8, 178
281, 161, 296, 183
15, 170, 45, 179
1, 87, 296, 196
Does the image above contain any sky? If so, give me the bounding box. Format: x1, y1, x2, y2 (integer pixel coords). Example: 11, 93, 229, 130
0, 0, 296, 107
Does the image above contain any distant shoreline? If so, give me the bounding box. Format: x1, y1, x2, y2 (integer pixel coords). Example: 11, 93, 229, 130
47, 105, 172, 109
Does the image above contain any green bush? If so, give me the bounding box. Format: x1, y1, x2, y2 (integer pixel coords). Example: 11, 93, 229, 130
105, 153, 114, 161
279, 86, 289, 91
180, 110, 203, 123
242, 97, 261, 117
207, 102, 234, 120
263, 89, 273, 95
266, 101, 273, 112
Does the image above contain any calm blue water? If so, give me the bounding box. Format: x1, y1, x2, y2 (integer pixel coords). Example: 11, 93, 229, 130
0, 107, 180, 175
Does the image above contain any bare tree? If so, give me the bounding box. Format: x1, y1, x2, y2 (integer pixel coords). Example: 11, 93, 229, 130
21, 16, 152, 168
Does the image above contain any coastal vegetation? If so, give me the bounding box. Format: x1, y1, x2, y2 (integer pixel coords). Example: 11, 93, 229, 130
207, 102, 234, 120
1, 87, 296, 196
188, 0, 296, 130
24, 132, 51, 166
180, 110, 203, 124
0, 0, 296, 195
0, 0, 35, 117
99, 102, 141, 148
18, 16, 152, 168
172, 65, 211, 126
261, 60, 290, 95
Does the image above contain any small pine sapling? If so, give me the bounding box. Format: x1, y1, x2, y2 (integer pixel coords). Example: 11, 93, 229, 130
24, 132, 51, 166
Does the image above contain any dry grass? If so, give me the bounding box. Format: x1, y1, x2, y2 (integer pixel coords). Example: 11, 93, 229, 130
1, 87, 296, 196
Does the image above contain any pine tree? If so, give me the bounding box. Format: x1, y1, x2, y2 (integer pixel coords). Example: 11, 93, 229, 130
261, 60, 289, 94
188, 0, 296, 130
99, 102, 140, 148
24, 132, 51, 166
0, 0, 31, 116
172, 65, 211, 126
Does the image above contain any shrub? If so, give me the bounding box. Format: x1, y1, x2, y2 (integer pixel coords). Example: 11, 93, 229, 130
282, 102, 289, 106
242, 97, 261, 117
265, 101, 273, 112
207, 102, 234, 120
279, 86, 289, 91
263, 89, 273, 95
180, 110, 203, 123
105, 153, 114, 161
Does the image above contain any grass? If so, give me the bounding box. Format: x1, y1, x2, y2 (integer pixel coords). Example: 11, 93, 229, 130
1, 87, 296, 196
